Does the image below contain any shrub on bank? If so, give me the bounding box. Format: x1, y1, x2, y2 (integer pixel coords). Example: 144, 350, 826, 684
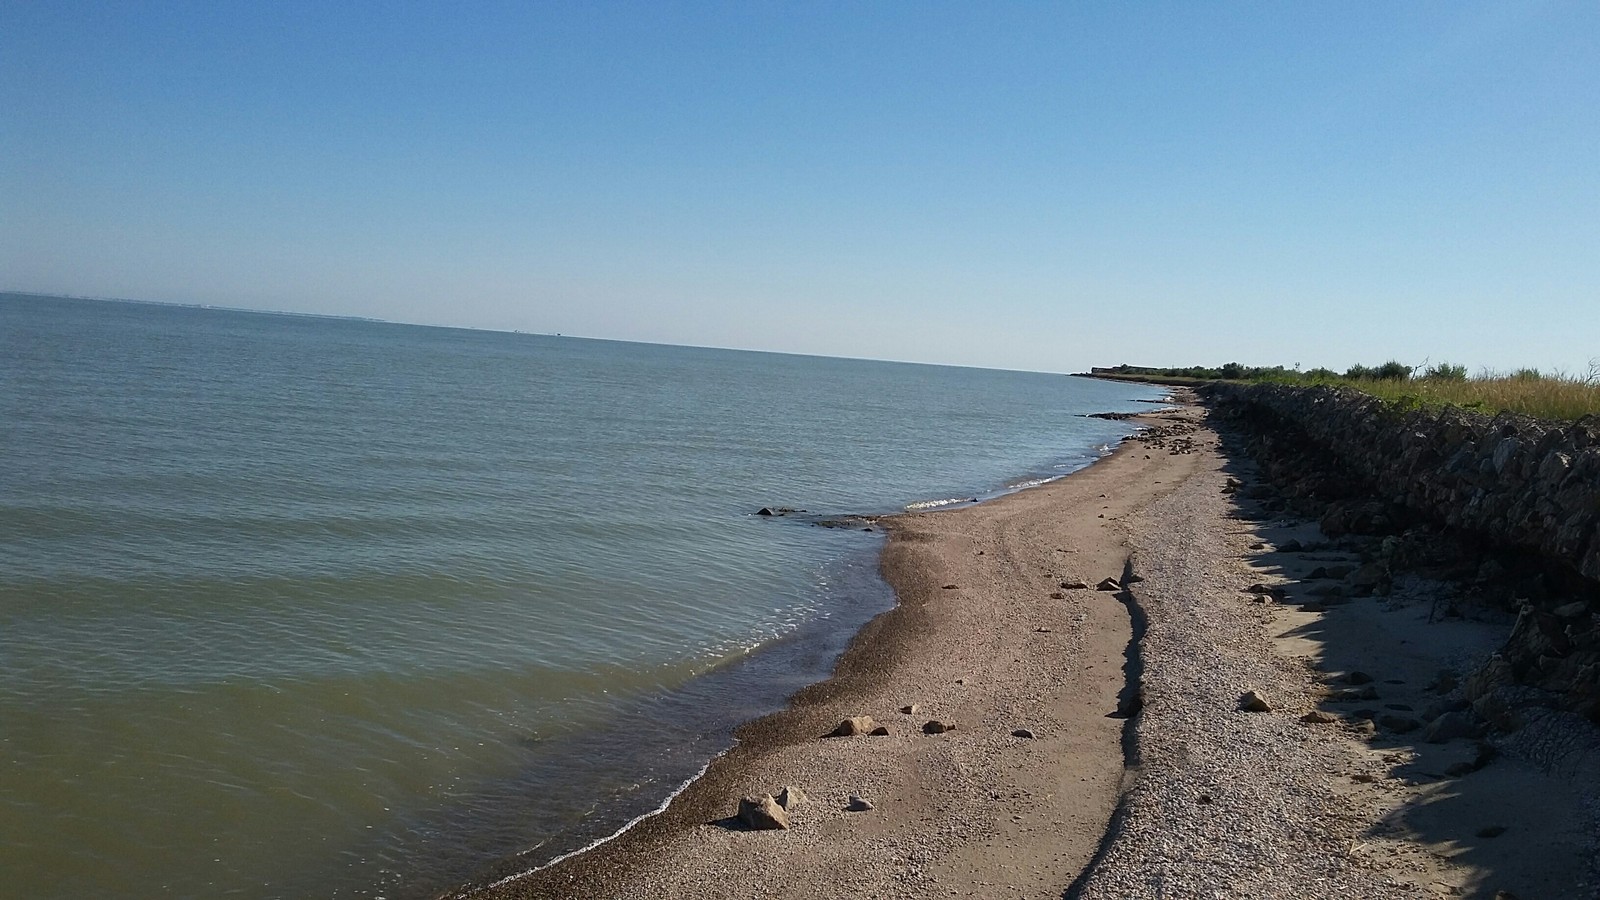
1096, 360, 1600, 419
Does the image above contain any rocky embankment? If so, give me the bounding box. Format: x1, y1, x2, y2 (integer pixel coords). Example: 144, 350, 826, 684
1203, 382, 1600, 724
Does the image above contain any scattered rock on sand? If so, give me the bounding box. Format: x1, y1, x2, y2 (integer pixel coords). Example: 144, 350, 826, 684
899, 704, 919, 715
1378, 714, 1422, 734
1427, 670, 1460, 694
827, 716, 877, 738
1012, 728, 1037, 738
941, 584, 958, 590
868, 725, 890, 736
1477, 824, 1508, 838
846, 795, 874, 812
1345, 719, 1379, 738
1348, 563, 1387, 591
738, 794, 789, 830
1049, 591, 1067, 599
1327, 685, 1378, 702
1444, 741, 1499, 777
1096, 577, 1121, 591
1240, 690, 1272, 712
1060, 579, 1089, 590
1344, 671, 1374, 685
776, 785, 808, 810
1301, 710, 1338, 724
922, 720, 957, 734
1423, 711, 1476, 743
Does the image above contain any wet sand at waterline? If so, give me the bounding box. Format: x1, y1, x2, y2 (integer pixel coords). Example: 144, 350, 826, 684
457, 393, 1598, 899
459, 404, 1207, 899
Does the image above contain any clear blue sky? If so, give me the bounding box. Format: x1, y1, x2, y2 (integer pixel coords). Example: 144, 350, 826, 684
4, 2, 1597, 374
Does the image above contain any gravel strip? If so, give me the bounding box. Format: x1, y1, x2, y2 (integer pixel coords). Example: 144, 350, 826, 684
1075, 452, 1429, 899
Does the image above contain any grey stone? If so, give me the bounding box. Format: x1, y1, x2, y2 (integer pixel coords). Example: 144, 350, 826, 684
922, 720, 957, 734
1378, 714, 1422, 734
1348, 563, 1386, 588
1327, 685, 1379, 702
1344, 719, 1378, 738
1553, 600, 1589, 618
846, 795, 874, 812
1423, 711, 1476, 743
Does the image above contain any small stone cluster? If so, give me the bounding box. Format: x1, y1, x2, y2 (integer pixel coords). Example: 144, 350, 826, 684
730, 703, 1038, 830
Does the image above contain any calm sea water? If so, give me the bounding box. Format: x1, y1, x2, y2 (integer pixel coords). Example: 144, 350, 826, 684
0, 293, 1162, 899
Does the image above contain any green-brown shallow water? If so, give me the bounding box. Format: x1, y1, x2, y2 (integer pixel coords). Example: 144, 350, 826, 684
0, 293, 1162, 898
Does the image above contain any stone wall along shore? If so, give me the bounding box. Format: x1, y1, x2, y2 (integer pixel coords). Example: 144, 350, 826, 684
1203, 382, 1600, 723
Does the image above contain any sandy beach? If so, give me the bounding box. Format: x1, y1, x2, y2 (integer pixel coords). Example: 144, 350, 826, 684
452, 401, 1200, 899
453, 396, 1597, 899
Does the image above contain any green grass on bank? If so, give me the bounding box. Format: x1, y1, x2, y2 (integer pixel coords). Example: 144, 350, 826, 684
1093, 362, 1600, 421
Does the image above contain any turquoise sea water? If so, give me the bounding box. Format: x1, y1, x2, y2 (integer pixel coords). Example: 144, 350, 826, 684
0, 293, 1163, 898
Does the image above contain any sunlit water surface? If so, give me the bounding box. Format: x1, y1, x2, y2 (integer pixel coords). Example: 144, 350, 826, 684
0, 294, 1162, 898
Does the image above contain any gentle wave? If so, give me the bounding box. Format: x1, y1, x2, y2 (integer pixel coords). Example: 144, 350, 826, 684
0, 293, 1167, 900
903, 496, 977, 510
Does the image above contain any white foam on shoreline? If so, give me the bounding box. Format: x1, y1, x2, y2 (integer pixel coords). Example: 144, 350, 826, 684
903, 496, 975, 510
456, 752, 724, 897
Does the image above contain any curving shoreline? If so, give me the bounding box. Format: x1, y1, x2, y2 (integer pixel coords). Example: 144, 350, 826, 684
445, 390, 1598, 898
446, 398, 1204, 899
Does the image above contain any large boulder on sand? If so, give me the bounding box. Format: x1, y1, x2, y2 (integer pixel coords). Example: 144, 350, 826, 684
738, 794, 789, 830
827, 716, 877, 737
